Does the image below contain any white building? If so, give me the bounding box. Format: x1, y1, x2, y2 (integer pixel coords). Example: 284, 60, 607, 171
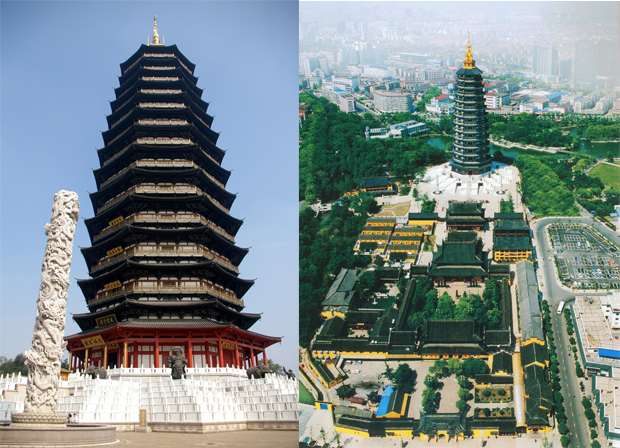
601, 293, 620, 329
373, 90, 412, 113
338, 95, 356, 113
389, 120, 429, 137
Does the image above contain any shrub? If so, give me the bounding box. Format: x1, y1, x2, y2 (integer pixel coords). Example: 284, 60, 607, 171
569, 337, 576, 345
482, 389, 492, 397
497, 388, 507, 396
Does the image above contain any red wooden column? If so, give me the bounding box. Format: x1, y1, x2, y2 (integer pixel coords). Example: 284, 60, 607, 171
133, 341, 138, 368
249, 348, 255, 367
218, 338, 224, 368
187, 338, 193, 368
263, 350, 267, 366
234, 344, 240, 369
154, 337, 160, 368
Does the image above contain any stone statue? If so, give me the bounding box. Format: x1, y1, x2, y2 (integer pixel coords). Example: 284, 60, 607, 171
246, 364, 273, 379
169, 346, 187, 380
11, 191, 79, 426
283, 366, 296, 380
84, 365, 107, 380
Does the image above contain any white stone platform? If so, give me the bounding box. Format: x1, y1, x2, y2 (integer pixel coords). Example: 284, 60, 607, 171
423, 162, 514, 197
0, 368, 298, 431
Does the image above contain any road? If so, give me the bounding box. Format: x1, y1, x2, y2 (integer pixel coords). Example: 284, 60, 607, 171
531, 216, 620, 448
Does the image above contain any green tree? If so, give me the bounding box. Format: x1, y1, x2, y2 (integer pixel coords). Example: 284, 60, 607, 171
462, 358, 489, 378
0, 354, 28, 376
455, 399, 469, 412
383, 362, 395, 382
591, 441, 601, 448
447, 358, 462, 376
558, 421, 569, 435
585, 408, 595, 420
368, 390, 380, 403
422, 388, 437, 414
429, 359, 448, 376
357, 270, 377, 299
589, 419, 597, 428
590, 429, 597, 439
434, 292, 456, 319
424, 374, 441, 390
560, 435, 571, 447
457, 388, 472, 401
393, 363, 418, 394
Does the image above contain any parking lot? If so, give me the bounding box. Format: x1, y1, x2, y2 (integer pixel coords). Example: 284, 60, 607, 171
548, 224, 620, 289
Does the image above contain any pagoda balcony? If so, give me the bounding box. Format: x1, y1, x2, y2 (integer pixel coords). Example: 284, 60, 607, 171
141, 53, 192, 73
94, 212, 234, 243
97, 184, 230, 215
141, 76, 180, 82
99, 159, 224, 190
143, 66, 176, 71
91, 245, 238, 274
123, 53, 178, 75
137, 112, 212, 133
138, 102, 185, 109
90, 281, 242, 307
140, 88, 182, 95
102, 137, 199, 167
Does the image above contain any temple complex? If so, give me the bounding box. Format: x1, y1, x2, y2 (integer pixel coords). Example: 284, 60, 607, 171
64, 19, 280, 372
450, 32, 492, 176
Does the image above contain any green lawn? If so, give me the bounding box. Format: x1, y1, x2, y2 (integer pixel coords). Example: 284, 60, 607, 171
590, 163, 620, 189
299, 381, 316, 405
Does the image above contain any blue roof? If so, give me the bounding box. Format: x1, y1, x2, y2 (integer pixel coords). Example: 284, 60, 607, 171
334, 88, 345, 93
376, 386, 393, 417
599, 349, 620, 359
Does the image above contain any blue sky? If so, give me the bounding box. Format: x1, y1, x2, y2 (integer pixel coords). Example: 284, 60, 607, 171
0, 1, 299, 369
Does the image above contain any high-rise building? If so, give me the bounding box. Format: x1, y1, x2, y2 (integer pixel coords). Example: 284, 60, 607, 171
559, 58, 572, 82
574, 40, 598, 86
533, 45, 558, 76
451, 33, 492, 176
65, 21, 280, 372
596, 38, 620, 86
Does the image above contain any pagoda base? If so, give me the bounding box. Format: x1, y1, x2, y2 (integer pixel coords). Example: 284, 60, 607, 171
0, 424, 117, 447
449, 166, 492, 178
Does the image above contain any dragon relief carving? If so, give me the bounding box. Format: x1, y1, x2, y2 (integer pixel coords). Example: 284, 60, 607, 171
23, 191, 79, 414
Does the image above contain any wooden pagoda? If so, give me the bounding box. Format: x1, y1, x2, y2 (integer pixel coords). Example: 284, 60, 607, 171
65, 20, 280, 372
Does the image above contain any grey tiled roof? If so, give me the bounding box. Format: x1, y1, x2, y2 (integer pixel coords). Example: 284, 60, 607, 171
515, 260, 543, 343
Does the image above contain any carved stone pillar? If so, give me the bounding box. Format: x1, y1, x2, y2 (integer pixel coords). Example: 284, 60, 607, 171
11, 191, 79, 427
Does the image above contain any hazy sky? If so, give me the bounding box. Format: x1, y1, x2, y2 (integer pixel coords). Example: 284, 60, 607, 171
0, 1, 299, 368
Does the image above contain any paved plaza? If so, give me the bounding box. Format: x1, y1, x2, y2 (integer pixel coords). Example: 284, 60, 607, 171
115, 430, 298, 447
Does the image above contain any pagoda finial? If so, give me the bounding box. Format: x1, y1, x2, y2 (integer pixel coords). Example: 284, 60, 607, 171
151, 15, 161, 45
463, 30, 476, 69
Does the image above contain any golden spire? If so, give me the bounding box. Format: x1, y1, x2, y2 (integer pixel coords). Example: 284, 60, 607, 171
463, 30, 476, 69
151, 15, 161, 45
